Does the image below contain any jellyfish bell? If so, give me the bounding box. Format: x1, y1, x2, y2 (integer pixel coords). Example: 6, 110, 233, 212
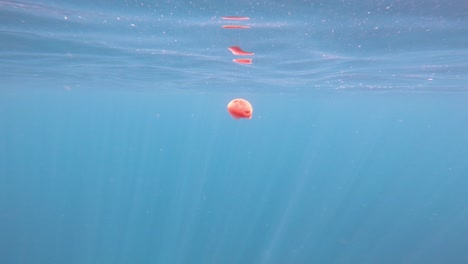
228, 46, 255, 55
227, 98, 253, 119
222, 25, 250, 29
233, 58, 253, 64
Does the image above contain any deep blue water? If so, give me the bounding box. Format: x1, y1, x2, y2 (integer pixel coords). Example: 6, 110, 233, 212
1, 1, 468, 264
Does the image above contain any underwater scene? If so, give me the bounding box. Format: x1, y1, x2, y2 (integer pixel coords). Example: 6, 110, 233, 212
1, 0, 468, 263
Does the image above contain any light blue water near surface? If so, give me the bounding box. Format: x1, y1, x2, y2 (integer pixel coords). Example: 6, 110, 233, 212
1, 1, 468, 264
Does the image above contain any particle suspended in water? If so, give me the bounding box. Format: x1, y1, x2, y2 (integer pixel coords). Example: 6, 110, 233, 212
221, 16, 250, 20
227, 98, 253, 119
228, 46, 255, 55
233, 58, 253, 64
222, 25, 250, 29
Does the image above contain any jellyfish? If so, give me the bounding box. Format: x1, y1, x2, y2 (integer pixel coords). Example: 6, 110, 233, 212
227, 98, 253, 119
228, 46, 255, 55
233, 58, 253, 64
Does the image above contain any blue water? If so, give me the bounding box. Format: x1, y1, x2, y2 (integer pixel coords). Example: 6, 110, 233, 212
1, 1, 468, 263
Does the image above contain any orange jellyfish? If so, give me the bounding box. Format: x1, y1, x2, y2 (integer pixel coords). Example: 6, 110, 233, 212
227, 98, 253, 119
222, 25, 250, 29
233, 58, 253, 64
228, 46, 255, 55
